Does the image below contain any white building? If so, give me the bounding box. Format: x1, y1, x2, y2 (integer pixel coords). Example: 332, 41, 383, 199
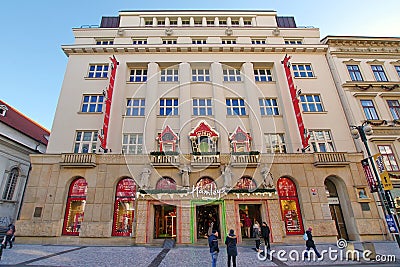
17, 10, 386, 245
0, 100, 49, 227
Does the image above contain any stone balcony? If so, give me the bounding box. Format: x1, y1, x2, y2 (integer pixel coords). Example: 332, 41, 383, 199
149, 154, 179, 167
60, 153, 96, 168
313, 152, 350, 167
230, 153, 260, 167
191, 153, 220, 168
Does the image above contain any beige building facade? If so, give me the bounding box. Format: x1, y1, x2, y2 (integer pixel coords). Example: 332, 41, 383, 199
17, 10, 387, 245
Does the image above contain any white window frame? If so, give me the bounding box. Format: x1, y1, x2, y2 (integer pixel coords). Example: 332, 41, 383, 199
377, 144, 399, 172
300, 94, 324, 112
2, 168, 19, 200
74, 131, 98, 153
193, 98, 213, 116
292, 64, 314, 78
81, 95, 104, 113
162, 39, 177, 44
132, 39, 147, 45
259, 98, 279, 116
222, 39, 237, 44
251, 39, 266, 44
192, 69, 211, 82
254, 69, 273, 82
122, 133, 143, 154
96, 39, 114, 45
265, 133, 286, 154
226, 98, 246, 116
284, 39, 303, 45
223, 68, 242, 82
309, 130, 335, 152
126, 98, 145, 116
160, 69, 179, 82
87, 64, 109, 78
129, 69, 147, 82
159, 98, 179, 116
192, 39, 207, 44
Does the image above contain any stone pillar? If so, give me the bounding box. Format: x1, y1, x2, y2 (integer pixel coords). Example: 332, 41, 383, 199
180, 200, 192, 243
211, 62, 229, 153
144, 62, 159, 154
135, 198, 148, 243
241, 62, 263, 152
268, 199, 283, 242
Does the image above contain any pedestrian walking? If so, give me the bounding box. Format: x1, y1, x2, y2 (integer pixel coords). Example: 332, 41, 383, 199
253, 221, 261, 252
225, 229, 237, 267
208, 229, 219, 267
243, 215, 252, 238
304, 227, 321, 258
261, 222, 271, 251
4, 223, 15, 249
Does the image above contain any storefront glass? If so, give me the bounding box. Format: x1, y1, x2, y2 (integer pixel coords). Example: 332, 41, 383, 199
62, 177, 87, 236
154, 205, 177, 238
277, 177, 304, 235
112, 178, 136, 236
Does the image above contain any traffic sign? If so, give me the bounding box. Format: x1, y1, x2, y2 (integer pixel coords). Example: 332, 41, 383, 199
373, 153, 393, 190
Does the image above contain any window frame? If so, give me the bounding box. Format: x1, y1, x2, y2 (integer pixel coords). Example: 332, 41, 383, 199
96, 39, 114, 45
125, 98, 145, 116
395, 66, 400, 78
74, 131, 98, 154
251, 39, 266, 45
284, 39, 303, 45
377, 144, 399, 172
2, 168, 19, 200
226, 98, 246, 116
192, 68, 211, 82
162, 39, 177, 44
254, 69, 273, 82
259, 98, 279, 116
309, 130, 335, 152
223, 68, 242, 82
122, 133, 143, 154
132, 39, 147, 45
192, 98, 213, 116
360, 99, 379, 120
387, 100, 400, 120
264, 133, 286, 153
300, 94, 324, 112
347, 65, 364, 81
159, 98, 179, 116
87, 64, 109, 78
292, 64, 314, 78
371, 65, 388, 82
222, 39, 237, 44
160, 68, 179, 82
129, 69, 148, 82
81, 95, 104, 113
192, 39, 207, 44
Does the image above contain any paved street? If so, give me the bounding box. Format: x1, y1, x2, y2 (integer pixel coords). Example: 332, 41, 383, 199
0, 241, 399, 266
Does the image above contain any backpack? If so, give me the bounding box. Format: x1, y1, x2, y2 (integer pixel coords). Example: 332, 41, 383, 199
303, 233, 308, 241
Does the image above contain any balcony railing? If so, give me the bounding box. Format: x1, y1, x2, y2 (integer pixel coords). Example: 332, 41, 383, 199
191, 153, 220, 167
150, 154, 179, 167
231, 154, 260, 167
313, 152, 349, 167
60, 153, 96, 168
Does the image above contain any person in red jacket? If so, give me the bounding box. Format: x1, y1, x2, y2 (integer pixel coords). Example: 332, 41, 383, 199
243, 215, 252, 238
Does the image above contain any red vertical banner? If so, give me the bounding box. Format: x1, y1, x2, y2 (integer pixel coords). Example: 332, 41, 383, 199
361, 158, 378, 193
99, 56, 118, 151
281, 55, 310, 151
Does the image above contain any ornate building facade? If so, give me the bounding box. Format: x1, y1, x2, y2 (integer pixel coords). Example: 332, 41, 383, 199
17, 10, 386, 245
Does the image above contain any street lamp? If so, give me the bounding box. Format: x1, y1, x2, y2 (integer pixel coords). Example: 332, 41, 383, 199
351, 122, 400, 247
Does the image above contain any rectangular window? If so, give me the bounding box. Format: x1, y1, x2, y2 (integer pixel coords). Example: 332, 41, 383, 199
88, 64, 109, 78
132, 39, 147, 45
126, 99, 145, 116
378, 145, 399, 171
145, 20, 153, 26
292, 64, 314, 78
395, 66, 400, 78
284, 40, 303, 45
265, 134, 286, 153
160, 98, 178, 116
309, 130, 335, 152
223, 68, 242, 82
387, 100, 400, 120
254, 69, 273, 82
206, 20, 214, 25
192, 69, 211, 82
251, 39, 266, 44
122, 133, 143, 154
231, 20, 239, 26
259, 98, 279, 115
81, 95, 104, 113
300, 94, 324, 112
243, 20, 252, 26
219, 20, 227, 25
169, 20, 178, 25
96, 40, 114, 45
193, 98, 213, 116
160, 69, 179, 82
162, 39, 177, 44
371, 65, 388, 82
74, 131, 98, 153
361, 100, 379, 120
226, 98, 246, 116
222, 39, 236, 44
181, 20, 190, 25
192, 39, 207, 44
157, 20, 165, 25
347, 65, 363, 81
129, 69, 147, 82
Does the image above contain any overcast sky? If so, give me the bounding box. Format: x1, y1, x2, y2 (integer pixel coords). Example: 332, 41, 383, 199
1, 0, 399, 130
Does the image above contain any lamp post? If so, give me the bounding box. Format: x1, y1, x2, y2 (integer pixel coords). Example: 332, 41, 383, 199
351, 122, 400, 247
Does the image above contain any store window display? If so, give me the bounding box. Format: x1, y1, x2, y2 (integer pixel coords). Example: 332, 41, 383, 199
112, 178, 136, 236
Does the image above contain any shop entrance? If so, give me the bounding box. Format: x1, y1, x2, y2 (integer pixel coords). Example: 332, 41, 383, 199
154, 205, 177, 239
196, 205, 220, 239
239, 204, 262, 238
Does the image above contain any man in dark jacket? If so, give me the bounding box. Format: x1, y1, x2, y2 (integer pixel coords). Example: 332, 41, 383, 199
225, 229, 237, 267
304, 227, 321, 258
208, 229, 219, 267
4, 223, 15, 249
261, 222, 271, 251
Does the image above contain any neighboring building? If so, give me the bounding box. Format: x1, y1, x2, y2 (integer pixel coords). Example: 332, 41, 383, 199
17, 10, 386, 245
0, 100, 49, 227
323, 36, 400, 218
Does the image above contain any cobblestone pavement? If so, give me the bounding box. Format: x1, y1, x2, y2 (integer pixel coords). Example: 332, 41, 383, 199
0, 241, 399, 267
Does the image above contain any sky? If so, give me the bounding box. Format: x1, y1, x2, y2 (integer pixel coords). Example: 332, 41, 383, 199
1, 0, 399, 131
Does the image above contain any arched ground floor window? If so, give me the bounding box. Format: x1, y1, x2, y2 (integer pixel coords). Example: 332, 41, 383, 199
112, 178, 136, 236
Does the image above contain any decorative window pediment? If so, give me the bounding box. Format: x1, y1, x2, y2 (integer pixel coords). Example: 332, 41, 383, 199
189, 121, 219, 153
229, 126, 252, 152
157, 125, 178, 152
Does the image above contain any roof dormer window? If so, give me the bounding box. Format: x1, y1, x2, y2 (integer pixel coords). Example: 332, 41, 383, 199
0, 105, 8, 116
